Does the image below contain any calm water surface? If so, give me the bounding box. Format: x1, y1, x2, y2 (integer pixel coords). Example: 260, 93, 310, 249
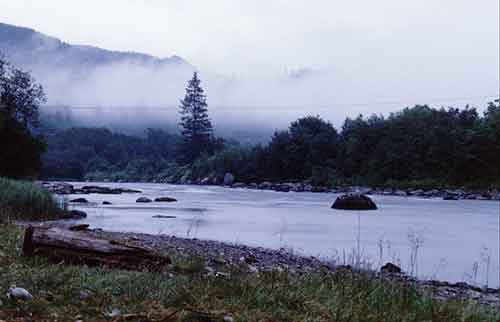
64, 182, 499, 287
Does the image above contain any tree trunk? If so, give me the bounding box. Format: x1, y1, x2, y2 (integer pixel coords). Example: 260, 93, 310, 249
22, 226, 170, 270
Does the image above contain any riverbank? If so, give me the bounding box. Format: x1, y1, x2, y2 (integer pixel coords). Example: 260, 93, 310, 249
4, 225, 498, 322
41, 180, 500, 201
17, 221, 500, 312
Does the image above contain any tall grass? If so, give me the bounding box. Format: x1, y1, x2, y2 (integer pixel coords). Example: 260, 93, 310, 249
0, 177, 64, 221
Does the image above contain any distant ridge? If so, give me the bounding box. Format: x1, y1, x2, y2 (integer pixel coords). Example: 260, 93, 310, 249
0, 22, 190, 69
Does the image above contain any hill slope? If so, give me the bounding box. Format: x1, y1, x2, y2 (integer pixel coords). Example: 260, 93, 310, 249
0, 22, 188, 69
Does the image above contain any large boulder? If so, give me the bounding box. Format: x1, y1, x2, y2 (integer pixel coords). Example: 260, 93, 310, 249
136, 197, 153, 203
223, 173, 235, 186
70, 198, 88, 203
331, 193, 377, 210
154, 197, 177, 202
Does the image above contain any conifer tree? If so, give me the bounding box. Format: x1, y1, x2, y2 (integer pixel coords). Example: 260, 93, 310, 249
178, 72, 213, 163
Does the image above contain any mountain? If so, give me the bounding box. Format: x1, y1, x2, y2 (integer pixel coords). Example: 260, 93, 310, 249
0, 22, 189, 70
0, 22, 195, 107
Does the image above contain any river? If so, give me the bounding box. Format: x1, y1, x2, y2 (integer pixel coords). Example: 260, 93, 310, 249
63, 182, 500, 288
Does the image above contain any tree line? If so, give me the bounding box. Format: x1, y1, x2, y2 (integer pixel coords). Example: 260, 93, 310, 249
1, 55, 499, 188
39, 101, 500, 188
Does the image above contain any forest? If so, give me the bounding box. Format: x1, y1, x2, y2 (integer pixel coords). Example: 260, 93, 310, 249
39, 102, 500, 188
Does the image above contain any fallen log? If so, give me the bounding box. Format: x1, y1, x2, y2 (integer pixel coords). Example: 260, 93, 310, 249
22, 226, 170, 270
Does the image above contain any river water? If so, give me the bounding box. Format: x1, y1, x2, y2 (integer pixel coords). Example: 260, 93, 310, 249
64, 182, 500, 287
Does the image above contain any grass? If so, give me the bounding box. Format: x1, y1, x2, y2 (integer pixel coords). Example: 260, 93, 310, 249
0, 225, 498, 322
0, 177, 65, 222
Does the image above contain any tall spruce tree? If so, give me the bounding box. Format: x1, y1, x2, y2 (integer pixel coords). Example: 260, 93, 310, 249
178, 72, 213, 163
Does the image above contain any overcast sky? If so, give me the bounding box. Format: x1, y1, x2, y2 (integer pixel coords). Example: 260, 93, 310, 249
0, 0, 498, 119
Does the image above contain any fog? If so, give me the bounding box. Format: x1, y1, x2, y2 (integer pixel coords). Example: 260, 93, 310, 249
1, 0, 498, 138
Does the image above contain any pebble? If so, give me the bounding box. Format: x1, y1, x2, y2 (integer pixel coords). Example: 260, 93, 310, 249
224, 315, 234, 322
79, 290, 91, 301
6, 287, 33, 301
107, 308, 121, 318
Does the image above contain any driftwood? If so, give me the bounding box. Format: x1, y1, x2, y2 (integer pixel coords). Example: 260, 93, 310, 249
22, 226, 170, 270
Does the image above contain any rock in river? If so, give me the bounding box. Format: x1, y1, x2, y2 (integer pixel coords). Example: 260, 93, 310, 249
61, 210, 87, 219
331, 193, 377, 210
136, 197, 153, 203
154, 197, 177, 202
70, 198, 88, 203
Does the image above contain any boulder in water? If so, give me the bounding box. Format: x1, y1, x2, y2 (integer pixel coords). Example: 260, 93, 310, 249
70, 198, 88, 203
154, 197, 177, 202
136, 197, 153, 203
331, 193, 377, 210
61, 210, 87, 219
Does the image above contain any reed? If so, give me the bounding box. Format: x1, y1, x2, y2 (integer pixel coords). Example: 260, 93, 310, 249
0, 177, 65, 221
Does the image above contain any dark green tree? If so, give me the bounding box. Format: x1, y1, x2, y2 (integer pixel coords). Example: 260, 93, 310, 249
177, 72, 213, 163
0, 56, 46, 178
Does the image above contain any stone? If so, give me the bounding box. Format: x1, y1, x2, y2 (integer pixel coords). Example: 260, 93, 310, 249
215, 272, 230, 278
6, 287, 33, 301
224, 315, 235, 322
61, 210, 87, 219
276, 183, 292, 192
107, 309, 121, 318
381, 262, 402, 274
204, 266, 215, 276
152, 215, 176, 219
394, 190, 408, 197
331, 194, 378, 210
79, 290, 91, 301
223, 173, 235, 186
70, 198, 88, 203
232, 182, 247, 188
102, 201, 112, 205
136, 197, 153, 203
69, 224, 90, 231
258, 181, 272, 190
213, 257, 226, 265
248, 183, 258, 189
244, 254, 258, 264
311, 186, 328, 193
154, 197, 177, 202
443, 193, 458, 201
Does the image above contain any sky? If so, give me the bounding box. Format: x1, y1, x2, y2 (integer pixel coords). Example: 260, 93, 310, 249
0, 0, 499, 124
